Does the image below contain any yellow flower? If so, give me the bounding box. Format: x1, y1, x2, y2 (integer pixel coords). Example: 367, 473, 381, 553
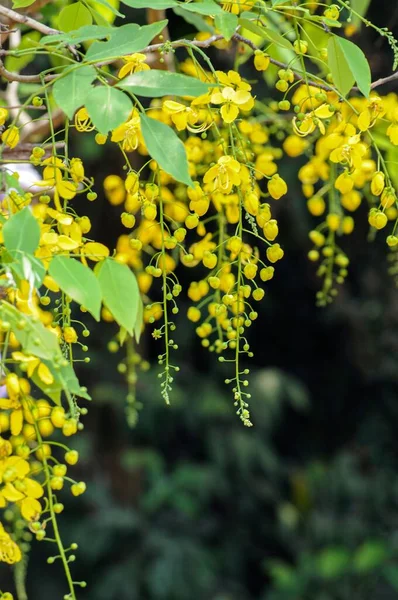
1, 126, 20, 149
211, 87, 254, 123
11, 353, 54, 387
111, 110, 141, 152
0, 523, 21, 564
0, 454, 30, 483
267, 174, 288, 200
329, 134, 368, 169
162, 100, 204, 132
74, 107, 95, 132
387, 123, 398, 145
253, 51, 270, 72
2, 477, 43, 521
292, 104, 334, 137
0, 108, 9, 126
63, 326, 78, 343
370, 171, 385, 196
118, 53, 150, 79
70, 158, 85, 183
203, 156, 241, 194
215, 69, 252, 92
283, 135, 308, 157
335, 172, 354, 194
357, 97, 385, 132
36, 157, 77, 203
104, 174, 125, 205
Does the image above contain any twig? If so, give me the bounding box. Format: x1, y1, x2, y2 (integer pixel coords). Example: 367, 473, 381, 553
0, 5, 59, 36
2, 141, 65, 160
0, 27, 396, 93
370, 71, 398, 89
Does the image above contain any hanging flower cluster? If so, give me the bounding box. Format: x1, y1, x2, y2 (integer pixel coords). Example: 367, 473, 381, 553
0, 0, 398, 596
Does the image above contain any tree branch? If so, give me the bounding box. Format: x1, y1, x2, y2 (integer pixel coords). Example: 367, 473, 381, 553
0, 5, 59, 36
370, 71, 398, 89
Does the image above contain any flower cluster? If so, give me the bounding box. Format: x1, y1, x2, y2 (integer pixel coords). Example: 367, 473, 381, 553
1, 0, 398, 596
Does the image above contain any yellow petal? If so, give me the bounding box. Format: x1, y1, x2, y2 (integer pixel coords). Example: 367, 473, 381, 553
37, 362, 54, 385
233, 90, 252, 105
20, 497, 41, 521
24, 478, 44, 499
57, 235, 80, 250
41, 232, 59, 246
10, 408, 23, 436
46, 208, 74, 225
0, 399, 13, 410
62, 222, 82, 244
313, 103, 334, 119
6, 456, 30, 479
357, 109, 371, 132
163, 100, 185, 114
57, 179, 77, 200
43, 275, 60, 293
221, 103, 239, 124
83, 242, 110, 261
2, 483, 24, 502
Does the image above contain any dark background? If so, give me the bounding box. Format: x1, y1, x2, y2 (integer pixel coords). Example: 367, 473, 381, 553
4, 0, 398, 598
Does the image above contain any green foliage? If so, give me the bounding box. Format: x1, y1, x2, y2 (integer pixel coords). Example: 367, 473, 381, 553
59, 1, 93, 32
118, 70, 212, 98
53, 65, 97, 120
332, 36, 371, 97
3, 207, 40, 255
85, 86, 133, 134
49, 256, 102, 321
214, 12, 238, 41
140, 115, 194, 186
327, 36, 356, 97
96, 258, 140, 335
85, 21, 168, 62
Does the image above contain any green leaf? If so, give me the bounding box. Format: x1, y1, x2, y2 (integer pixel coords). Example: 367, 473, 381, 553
180, 0, 224, 15
118, 70, 210, 97
85, 21, 167, 62
238, 18, 294, 51
173, 6, 214, 33
214, 12, 238, 41
87, 0, 124, 17
317, 547, 350, 579
140, 114, 193, 186
35, 360, 91, 403
54, 361, 92, 400
31, 369, 61, 405
122, 0, 178, 7
327, 35, 355, 97
85, 86, 132, 134
59, 2, 93, 33
353, 541, 388, 573
0, 303, 61, 362
1, 172, 24, 195
49, 256, 102, 321
53, 65, 97, 119
96, 258, 139, 335
5, 32, 41, 73
12, 0, 36, 7
9, 252, 45, 289
3, 207, 40, 255
335, 36, 371, 97
41, 25, 113, 46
